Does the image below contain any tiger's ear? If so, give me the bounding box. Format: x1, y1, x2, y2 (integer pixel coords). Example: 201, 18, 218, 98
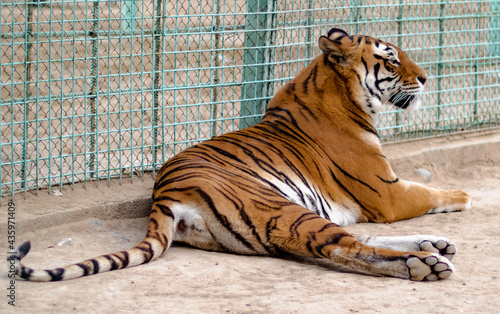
319, 36, 340, 55
319, 28, 351, 59
327, 28, 349, 41
319, 36, 349, 62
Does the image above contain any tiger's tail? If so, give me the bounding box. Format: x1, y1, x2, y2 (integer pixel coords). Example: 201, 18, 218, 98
11, 214, 174, 282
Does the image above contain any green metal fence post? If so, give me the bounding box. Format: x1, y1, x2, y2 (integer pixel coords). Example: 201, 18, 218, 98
211, 0, 222, 138
152, 0, 164, 174
88, 0, 100, 181
261, 0, 278, 113
394, 0, 405, 138
350, 0, 360, 34
21, 2, 36, 196
305, 0, 313, 60
0, 2, 3, 200
122, 0, 139, 32
491, 1, 500, 123
435, 1, 447, 131
473, 5, 482, 123
240, 0, 276, 128
489, 1, 500, 56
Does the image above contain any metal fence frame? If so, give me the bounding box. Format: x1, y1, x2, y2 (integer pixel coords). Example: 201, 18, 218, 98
1, 0, 499, 199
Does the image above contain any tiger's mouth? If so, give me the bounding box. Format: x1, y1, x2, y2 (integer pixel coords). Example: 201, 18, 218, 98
388, 92, 420, 109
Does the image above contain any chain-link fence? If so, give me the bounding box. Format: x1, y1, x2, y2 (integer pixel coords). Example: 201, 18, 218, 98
1, 0, 499, 198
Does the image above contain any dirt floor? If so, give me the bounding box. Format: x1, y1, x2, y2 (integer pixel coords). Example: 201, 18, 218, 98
1, 133, 500, 313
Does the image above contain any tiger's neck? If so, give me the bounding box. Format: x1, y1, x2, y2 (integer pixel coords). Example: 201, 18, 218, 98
263, 54, 379, 141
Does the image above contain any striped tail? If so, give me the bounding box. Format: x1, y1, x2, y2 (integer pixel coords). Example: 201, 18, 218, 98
12, 226, 172, 282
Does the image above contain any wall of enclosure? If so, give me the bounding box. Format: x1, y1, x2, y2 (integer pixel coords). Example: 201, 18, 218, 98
1, 0, 499, 198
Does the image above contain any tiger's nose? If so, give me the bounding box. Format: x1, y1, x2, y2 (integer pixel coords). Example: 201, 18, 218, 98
417, 75, 427, 85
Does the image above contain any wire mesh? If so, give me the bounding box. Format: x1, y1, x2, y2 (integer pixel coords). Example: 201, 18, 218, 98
1, 0, 499, 198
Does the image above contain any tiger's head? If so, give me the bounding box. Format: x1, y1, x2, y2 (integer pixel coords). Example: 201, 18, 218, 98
318, 28, 427, 116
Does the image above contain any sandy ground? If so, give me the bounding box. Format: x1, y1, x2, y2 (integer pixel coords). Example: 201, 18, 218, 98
1, 133, 500, 313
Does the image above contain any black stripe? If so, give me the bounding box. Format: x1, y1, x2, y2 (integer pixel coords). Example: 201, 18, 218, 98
138, 241, 154, 264
377, 175, 399, 184
317, 198, 332, 221
373, 62, 381, 92
76, 263, 90, 276
289, 212, 319, 237
266, 215, 280, 238
285, 83, 296, 95
103, 255, 119, 270
204, 144, 244, 164
160, 233, 169, 250
306, 235, 314, 255
214, 134, 274, 164
264, 107, 297, 125
311, 63, 320, 92
361, 56, 369, 73
218, 185, 274, 255
265, 215, 286, 255
194, 187, 257, 252
155, 204, 174, 219
327, 28, 349, 38
254, 199, 293, 211
158, 171, 209, 190
294, 95, 319, 121
252, 124, 308, 158
346, 107, 379, 136
259, 110, 315, 147
302, 64, 318, 95
329, 168, 379, 221
376, 75, 397, 91
46, 268, 65, 281
292, 215, 323, 237
317, 222, 338, 233
121, 251, 130, 268
91, 259, 99, 274
303, 68, 311, 94
19, 266, 34, 279
323, 53, 330, 65
152, 195, 181, 203
149, 217, 159, 230
154, 157, 197, 189
360, 57, 377, 98
315, 232, 350, 258
111, 251, 130, 268
328, 158, 380, 197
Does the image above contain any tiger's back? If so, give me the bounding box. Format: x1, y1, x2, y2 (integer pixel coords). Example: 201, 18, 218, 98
12, 28, 471, 282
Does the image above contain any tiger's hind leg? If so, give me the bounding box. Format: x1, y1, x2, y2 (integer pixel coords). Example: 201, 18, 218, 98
266, 205, 455, 281
355, 235, 457, 261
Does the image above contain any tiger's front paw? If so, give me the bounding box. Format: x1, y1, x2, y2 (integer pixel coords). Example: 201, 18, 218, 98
406, 253, 455, 281
427, 189, 472, 214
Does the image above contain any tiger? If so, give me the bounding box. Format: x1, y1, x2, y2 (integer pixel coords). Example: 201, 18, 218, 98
12, 28, 472, 282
